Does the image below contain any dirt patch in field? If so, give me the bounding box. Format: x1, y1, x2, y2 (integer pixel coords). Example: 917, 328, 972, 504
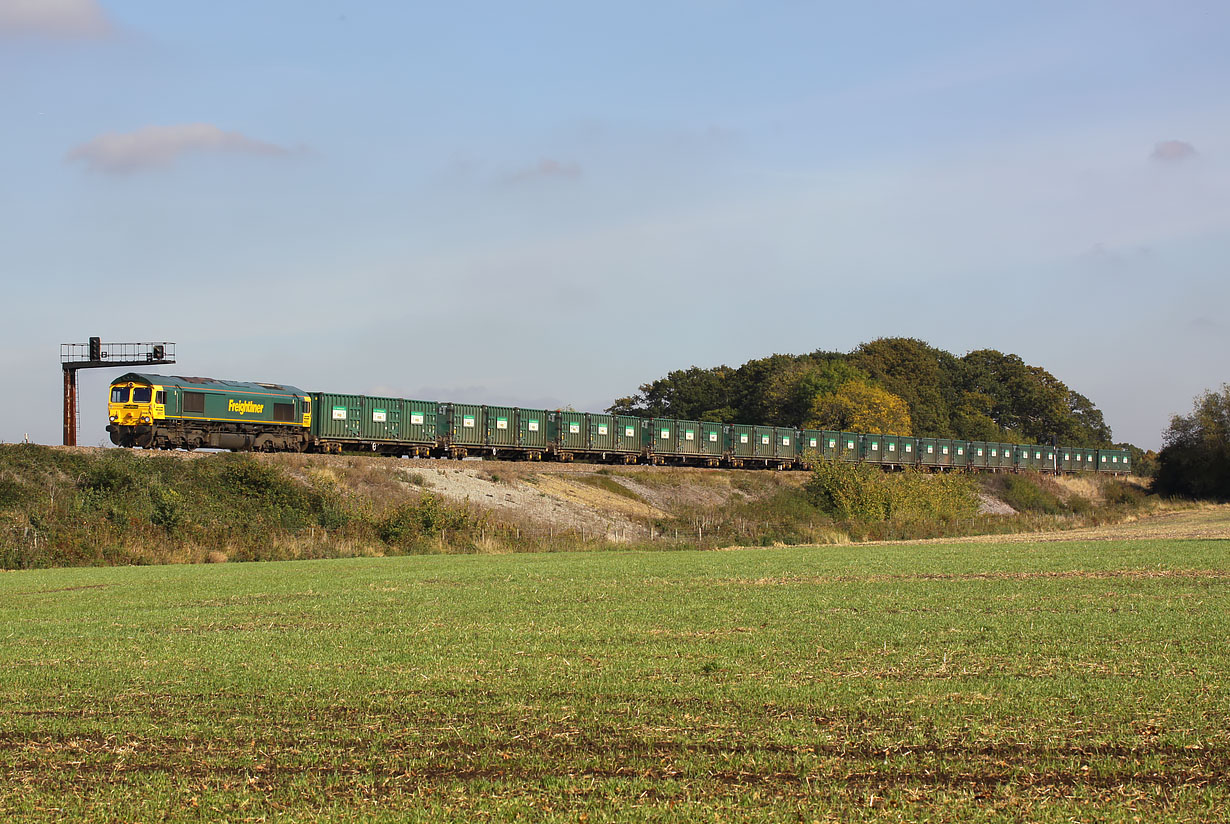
862, 504, 1230, 546
526, 474, 670, 522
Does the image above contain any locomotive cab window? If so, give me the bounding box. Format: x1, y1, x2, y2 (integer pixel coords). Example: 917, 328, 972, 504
273, 403, 295, 422
155, 391, 166, 405
184, 392, 205, 414
110, 387, 129, 403
132, 387, 152, 403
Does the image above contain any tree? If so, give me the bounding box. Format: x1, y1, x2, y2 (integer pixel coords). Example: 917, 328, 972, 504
1153, 385, 1230, 499
728, 354, 800, 424
853, 338, 957, 436
606, 341, 1115, 446
951, 391, 1003, 442
806, 380, 912, 434
606, 365, 734, 420
957, 350, 1111, 446
758, 356, 867, 427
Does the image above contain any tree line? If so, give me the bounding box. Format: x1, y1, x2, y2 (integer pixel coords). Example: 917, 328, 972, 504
608, 337, 1115, 447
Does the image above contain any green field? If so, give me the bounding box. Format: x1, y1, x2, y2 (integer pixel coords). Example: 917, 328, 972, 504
1, 540, 1227, 822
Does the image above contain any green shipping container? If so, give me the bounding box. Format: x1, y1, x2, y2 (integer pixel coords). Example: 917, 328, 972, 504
800, 429, 824, 459
967, 441, 990, 469
651, 418, 678, 456
519, 408, 547, 449
836, 432, 859, 462
486, 405, 516, 447
776, 428, 798, 461
862, 434, 885, 463
882, 435, 904, 464
555, 411, 587, 451
312, 393, 366, 441
615, 416, 644, 454
1081, 448, 1098, 471
588, 413, 616, 451
1059, 447, 1075, 472
402, 400, 439, 445
361, 396, 404, 442
730, 425, 755, 458
753, 426, 776, 459
450, 403, 483, 447
675, 420, 702, 455
700, 421, 725, 458
1043, 446, 1057, 471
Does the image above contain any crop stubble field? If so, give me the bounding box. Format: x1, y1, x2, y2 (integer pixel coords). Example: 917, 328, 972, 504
1, 532, 1228, 821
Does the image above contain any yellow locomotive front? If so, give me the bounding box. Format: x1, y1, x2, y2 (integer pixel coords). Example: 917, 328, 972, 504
107, 378, 164, 447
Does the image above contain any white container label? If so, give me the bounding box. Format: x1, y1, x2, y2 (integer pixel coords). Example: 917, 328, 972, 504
528, 420, 539, 431
496, 418, 508, 430
598, 424, 608, 435
740, 434, 749, 443
782, 436, 790, 446
709, 432, 718, 442
660, 428, 670, 439
761, 436, 770, 445
685, 430, 694, 441
372, 409, 387, 422
625, 426, 635, 437
410, 412, 425, 425
332, 407, 347, 420
569, 423, 581, 434
463, 415, 475, 428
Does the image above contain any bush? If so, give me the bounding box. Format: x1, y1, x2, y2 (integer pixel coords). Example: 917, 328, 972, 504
378, 493, 473, 547
804, 460, 977, 522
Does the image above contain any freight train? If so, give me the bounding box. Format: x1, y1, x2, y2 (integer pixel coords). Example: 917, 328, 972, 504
105, 372, 1131, 474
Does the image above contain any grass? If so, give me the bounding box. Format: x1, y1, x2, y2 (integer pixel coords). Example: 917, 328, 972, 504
574, 473, 650, 504
0, 539, 1227, 821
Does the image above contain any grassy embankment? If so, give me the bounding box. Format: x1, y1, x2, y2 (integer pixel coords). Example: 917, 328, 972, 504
0, 444, 1165, 568
1, 538, 1227, 822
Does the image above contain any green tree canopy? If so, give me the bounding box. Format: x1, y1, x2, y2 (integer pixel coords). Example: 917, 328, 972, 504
608, 339, 1117, 447
1153, 385, 1230, 499
852, 338, 959, 436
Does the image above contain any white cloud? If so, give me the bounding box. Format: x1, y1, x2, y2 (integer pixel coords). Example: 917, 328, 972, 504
0, 0, 111, 38
67, 123, 291, 173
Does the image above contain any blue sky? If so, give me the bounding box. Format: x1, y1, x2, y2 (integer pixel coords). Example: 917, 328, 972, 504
2, 1, 1227, 449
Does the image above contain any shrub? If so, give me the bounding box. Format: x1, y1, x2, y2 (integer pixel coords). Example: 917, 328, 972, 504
804, 460, 977, 522
378, 493, 473, 547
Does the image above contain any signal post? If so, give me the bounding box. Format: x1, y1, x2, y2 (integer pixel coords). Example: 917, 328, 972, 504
60, 337, 175, 446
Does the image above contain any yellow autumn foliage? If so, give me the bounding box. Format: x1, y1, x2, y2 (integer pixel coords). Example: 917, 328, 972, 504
805, 379, 912, 435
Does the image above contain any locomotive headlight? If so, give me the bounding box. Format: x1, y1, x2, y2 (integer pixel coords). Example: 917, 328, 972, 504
140, 415, 151, 423
109, 415, 118, 422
